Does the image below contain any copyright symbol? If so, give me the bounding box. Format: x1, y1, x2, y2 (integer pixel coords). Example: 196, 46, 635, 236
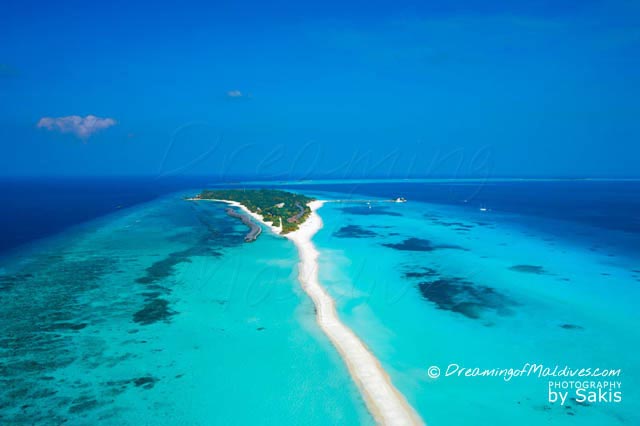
428, 365, 440, 379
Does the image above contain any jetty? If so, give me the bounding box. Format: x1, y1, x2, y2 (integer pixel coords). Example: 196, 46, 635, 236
225, 208, 262, 242
326, 198, 407, 204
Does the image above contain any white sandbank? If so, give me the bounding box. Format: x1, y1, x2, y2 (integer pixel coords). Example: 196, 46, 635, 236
286, 201, 424, 426
194, 197, 424, 425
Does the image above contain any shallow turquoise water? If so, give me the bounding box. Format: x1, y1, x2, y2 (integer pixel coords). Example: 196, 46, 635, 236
312, 191, 639, 425
0, 194, 371, 425
2, 183, 638, 425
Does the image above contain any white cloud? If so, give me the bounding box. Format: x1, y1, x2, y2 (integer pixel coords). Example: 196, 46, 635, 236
37, 115, 117, 139
226, 90, 243, 98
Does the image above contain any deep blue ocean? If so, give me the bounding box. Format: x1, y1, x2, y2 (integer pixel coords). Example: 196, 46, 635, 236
0, 177, 215, 254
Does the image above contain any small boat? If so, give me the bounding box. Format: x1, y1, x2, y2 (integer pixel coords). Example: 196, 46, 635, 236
395, 197, 407, 203
479, 206, 488, 212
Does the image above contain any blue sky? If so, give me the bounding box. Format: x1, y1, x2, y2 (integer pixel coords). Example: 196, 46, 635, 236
1, 0, 639, 178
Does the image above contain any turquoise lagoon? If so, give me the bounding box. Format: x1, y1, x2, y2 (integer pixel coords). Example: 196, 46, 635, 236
309, 186, 639, 426
1, 180, 639, 425
0, 193, 371, 425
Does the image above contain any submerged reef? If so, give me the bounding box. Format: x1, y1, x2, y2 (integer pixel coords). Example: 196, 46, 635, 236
333, 224, 378, 238
559, 324, 584, 330
403, 266, 438, 279
383, 237, 467, 252
401, 263, 516, 321
509, 264, 549, 275
417, 276, 516, 320
0, 200, 243, 423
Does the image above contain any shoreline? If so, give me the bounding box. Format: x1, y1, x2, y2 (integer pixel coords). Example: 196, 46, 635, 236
286, 201, 424, 425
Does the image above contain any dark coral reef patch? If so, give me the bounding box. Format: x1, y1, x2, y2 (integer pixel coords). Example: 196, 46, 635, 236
509, 264, 549, 275
383, 237, 467, 252
333, 224, 378, 238
417, 276, 516, 320
133, 299, 174, 325
403, 266, 438, 279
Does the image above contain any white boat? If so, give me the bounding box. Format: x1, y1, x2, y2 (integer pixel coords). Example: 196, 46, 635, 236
395, 197, 407, 203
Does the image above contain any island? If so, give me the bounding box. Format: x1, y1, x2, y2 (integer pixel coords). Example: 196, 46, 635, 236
192, 189, 315, 234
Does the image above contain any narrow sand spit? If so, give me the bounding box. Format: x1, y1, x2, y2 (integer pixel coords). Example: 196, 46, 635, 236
286, 201, 424, 426
199, 198, 424, 425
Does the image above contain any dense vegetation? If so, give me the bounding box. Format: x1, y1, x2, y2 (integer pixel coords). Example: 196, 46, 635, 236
197, 189, 315, 234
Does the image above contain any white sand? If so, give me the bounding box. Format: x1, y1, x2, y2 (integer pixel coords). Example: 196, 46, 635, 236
194, 197, 424, 425
285, 201, 424, 426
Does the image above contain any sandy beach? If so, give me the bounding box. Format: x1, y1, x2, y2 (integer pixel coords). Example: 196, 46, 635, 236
286, 201, 424, 426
